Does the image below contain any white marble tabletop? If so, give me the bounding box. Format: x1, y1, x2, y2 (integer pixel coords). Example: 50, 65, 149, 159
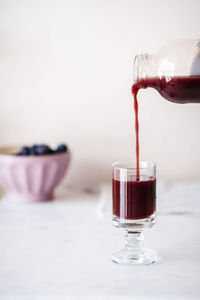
0, 189, 199, 299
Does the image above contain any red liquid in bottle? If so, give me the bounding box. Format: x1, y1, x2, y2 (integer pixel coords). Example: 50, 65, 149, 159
112, 176, 156, 220
143, 76, 200, 104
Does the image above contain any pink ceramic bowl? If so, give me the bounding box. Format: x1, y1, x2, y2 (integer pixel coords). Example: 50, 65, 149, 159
0, 146, 71, 203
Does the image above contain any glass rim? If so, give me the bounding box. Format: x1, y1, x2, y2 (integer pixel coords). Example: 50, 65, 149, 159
112, 161, 156, 171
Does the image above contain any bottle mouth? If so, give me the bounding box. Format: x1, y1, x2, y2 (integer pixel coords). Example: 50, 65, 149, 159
133, 55, 140, 83
133, 54, 149, 88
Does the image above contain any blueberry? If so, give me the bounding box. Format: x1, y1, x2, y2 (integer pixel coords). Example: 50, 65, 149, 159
47, 148, 54, 154
35, 144, 53, 155
18, 146, 30, 155
29, 145, 38, 155
56, 144, 68, 153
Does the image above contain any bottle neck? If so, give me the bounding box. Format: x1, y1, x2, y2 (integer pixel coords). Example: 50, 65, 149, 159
133, 54, 152, 88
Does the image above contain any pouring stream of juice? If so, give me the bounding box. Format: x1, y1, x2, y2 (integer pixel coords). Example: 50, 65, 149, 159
131, 84, 140, 180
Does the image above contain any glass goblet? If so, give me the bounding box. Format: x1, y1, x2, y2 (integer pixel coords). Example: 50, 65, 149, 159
112, 161, 157, 265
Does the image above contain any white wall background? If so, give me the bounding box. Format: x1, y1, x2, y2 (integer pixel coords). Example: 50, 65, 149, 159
0, 0, 200, 188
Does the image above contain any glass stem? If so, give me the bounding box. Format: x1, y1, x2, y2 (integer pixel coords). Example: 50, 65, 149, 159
125, 230, 144, 253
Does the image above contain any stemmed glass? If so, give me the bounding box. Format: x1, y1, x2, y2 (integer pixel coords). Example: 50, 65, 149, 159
112, 161, 158, 265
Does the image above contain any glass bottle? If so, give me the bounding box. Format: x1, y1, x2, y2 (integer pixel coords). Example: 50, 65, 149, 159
133, 39, 200, 103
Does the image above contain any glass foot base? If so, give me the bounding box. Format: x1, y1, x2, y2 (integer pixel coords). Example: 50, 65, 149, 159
112, 248, 158, 265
